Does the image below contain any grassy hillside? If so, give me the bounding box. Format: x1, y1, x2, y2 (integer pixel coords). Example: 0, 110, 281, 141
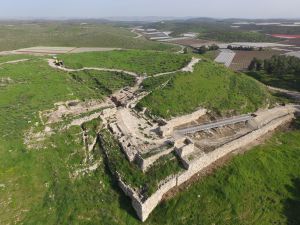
0, 57, 136, 224
0, 22, 178, 52
0, 54, 299, 225
138, 60, 272, 119
61, 50, 191, 75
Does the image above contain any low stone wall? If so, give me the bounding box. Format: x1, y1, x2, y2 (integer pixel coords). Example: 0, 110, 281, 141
136, 147, 174, 172
159, 109, 207, 137
140, 176, 177, 221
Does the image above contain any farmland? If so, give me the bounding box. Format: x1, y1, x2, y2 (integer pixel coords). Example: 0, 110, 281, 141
145, 19, 279, 43
230, 50, 283, 71
0, 22, 179, 52
138, 60, 272, 119
60, 50, 191, 75
200, 30, 278, 43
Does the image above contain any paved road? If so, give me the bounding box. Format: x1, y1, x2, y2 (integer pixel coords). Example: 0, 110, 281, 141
175, 114, 253, 135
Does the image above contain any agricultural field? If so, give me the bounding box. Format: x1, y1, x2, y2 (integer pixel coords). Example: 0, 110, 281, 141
0, 22, 179, 52
60, 50, 191, 75
166, 38, 218, 48
138, 60, 273, 119
200, 30, 278, 43
145, 19, 279, 43
230, 50, 283, 71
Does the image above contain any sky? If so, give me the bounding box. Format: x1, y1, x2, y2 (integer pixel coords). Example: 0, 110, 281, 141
1, 0, 300, 19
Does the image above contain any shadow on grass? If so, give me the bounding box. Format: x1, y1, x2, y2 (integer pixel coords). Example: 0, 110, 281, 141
284, 178, 300, 225
98, 141, 140, 221
291, 117, 300, 130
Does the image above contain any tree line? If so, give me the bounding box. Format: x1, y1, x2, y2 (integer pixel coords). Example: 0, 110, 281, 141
193, 44, 219, 54
227, 45, 259, 51
248, 55, 300, 76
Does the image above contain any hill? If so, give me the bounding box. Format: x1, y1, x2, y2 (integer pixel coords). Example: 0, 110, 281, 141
60, 50, 191, 75
138, 60, 273, 119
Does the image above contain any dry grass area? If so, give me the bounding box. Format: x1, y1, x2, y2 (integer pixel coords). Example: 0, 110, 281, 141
230, 50, 283, 71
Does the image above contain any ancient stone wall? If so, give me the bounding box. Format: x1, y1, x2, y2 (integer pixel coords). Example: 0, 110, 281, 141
159, 109, 207, 137
177, 113, 294, 186
139, 176, 177, 221
136, 148, 174, 172
113, 106, 296, 222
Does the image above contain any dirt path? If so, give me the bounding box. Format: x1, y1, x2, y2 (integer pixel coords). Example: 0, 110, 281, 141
131, 29, 143, 39
145, 57, 201, 79
268, 86, 300, 102
48, 59, 139, 77
48, 57, 201, 79
0, 59, 29, 66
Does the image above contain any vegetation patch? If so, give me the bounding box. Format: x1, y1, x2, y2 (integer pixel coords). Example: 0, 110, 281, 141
61, 50, 191, 76
247, 55, 300, 91
141, 74, 176, 91
138, 60, 272, 119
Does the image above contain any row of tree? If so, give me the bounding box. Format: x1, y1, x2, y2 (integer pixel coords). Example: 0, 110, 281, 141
248, 55, 300, 76
227, 45, 258, 51
194, 44, 219, 54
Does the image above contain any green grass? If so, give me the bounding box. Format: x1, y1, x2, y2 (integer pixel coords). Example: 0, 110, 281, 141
138, 60, 272, 119
0, 22, 179, 52
0, 54, 35, 63
60, 50, 191, 75
247, 71, 300, 92
141, 74, 176, 91
0, 57, 139, 224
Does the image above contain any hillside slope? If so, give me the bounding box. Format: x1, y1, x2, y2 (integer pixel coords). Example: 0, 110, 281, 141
138, 60, 273, 119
